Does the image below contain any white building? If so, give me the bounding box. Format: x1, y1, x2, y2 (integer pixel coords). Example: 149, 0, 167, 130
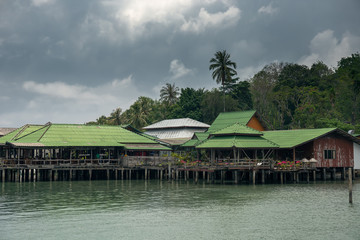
143, 118, 210, 146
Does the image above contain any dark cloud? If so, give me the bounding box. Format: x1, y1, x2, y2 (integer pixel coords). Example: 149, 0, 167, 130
1, 0, 360, 127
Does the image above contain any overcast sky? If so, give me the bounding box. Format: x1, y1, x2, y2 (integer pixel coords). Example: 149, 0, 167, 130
1, 0, 360, 127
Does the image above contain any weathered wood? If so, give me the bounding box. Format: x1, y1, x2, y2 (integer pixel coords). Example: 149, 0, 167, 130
261, 170, 265, 184
49, 170, 52, 181
234, 171, 238, 184
313, 171, 316, 182
144, 168, 148, 180
307, 171, 310, 183
280, 172, 283, 184
349, 168, 353, 204
332, 168, 336, 180
195, 171, 199, 184
252, 170, 256, 185
341, 167, 345, 180
2, 169, 5, 182
323, 168, 326, 181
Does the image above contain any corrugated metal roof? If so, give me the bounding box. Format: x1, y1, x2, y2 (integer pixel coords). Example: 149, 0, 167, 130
145, 128, 207, 139
143, 118, 210, 130
212, 123, 263, 136
3, 123, 171, 150
196, 135, 278, 149
263, 128, 337, 148
0, 128, 17, 136
207, 110, 256, 133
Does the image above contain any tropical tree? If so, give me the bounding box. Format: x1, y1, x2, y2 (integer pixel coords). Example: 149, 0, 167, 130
209, 50, 238, 112
108, 107, 122, 125
160, 83, 180, 105
122, 96, 154, 129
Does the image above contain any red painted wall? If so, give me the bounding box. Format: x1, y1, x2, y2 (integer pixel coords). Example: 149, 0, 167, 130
313, 133, 354, 167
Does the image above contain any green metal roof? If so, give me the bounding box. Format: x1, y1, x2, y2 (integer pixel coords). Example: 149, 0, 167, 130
263, 128, 336, 148
0, 125, 45, 144
5, 123, 171, 149
180, 132, 211, 147
212, 123, 263, 136
196, 135, 278, 149
207, 110, 256, 133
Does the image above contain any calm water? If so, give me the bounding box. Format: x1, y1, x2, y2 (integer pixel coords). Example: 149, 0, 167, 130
1, 180, 359, 240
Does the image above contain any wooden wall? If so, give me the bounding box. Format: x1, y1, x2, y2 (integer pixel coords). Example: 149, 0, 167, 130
313, 133, 354, 168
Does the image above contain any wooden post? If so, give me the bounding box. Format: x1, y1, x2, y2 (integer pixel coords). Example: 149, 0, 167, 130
195, 171, 199, 184
176, 169, 179, 180
280, 172, 283, 184
69, 169, 72, 181
106, 169, 110, 180
89, 169, 92, 180
49, 170, 52, 181
252, 170, 256, 185
121, 169, 124, 180
349, 168, 353, 204
207, 171, 210, 183
168, 163, 171, 180
2, 169, 5, 182
307, 171, 310, 183
128, 169, 131, 180
261, 170, 265, 184
115, 169, 118, 180
341, 167, 345, 180
203, 171, 206, 180
332, 168, 336, 180
313, 171, 316, 182
234, 171, 238, 184
145, 168, 148, 180
323, 168, 326, 181
160, 169, 163, 181
221, 170, 224, 184
28, 169, 31, 182
33, 169, 36, 182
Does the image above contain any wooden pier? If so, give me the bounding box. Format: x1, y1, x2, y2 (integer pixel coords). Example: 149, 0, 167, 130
0, 157, 355, 184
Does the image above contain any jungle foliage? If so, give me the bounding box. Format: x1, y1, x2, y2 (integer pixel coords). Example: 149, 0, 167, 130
88, 53, 360, 133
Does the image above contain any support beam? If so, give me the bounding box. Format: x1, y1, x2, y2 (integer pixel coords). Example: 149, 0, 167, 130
252, 170, 256, 185
261, 170, 265, 184
234, 171, 238, 184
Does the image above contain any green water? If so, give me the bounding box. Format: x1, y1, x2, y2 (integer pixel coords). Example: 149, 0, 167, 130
1, 180, 359, 240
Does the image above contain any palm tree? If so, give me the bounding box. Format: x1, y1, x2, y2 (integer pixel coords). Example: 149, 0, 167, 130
109, 107, 122, 125
124, 97, 154, 129
209, 50, 238, 111
160, 83, 180, 105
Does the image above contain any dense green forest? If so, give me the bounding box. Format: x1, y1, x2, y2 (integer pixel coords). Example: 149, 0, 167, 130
87, 53, 360, 133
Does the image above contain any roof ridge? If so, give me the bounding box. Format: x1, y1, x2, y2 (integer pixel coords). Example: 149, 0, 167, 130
37, 123, 52, 142
11, 124, 29, 141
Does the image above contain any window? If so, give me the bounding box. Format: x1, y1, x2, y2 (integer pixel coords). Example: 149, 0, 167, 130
324, 150, 336, 159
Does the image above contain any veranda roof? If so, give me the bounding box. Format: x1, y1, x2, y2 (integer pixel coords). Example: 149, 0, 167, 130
212, 123, 263, 136
196, 135, 278, 149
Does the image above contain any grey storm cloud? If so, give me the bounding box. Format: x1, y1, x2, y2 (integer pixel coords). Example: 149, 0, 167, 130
1, 0, 360, 127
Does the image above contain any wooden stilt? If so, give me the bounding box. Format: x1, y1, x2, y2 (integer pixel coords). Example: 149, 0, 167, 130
2, 169, 5, 182
332, 168, 336, 180
349, 168, 353, 204
234, 171, 238, 184
115, 169, 118, 180
280, 172, 283, 184
54, 170, 58, 181
145, 168, 148, 180
195, 171, 199, 184
69, 169, 72, 181
307, 171, 310, 183
252, 170, 256, 185
207, 171, 210, 183
203, 171, 206, 180
313, 171, 316, 181
341, 167, 345, 180
323, 168, 326, 181
121, 169, 124, 180
261, 170, 265, 184
49, 170, 52, 181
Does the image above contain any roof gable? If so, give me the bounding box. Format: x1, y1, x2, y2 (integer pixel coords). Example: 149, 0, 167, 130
212, 123, 263, 136
207, 110, 257, 133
